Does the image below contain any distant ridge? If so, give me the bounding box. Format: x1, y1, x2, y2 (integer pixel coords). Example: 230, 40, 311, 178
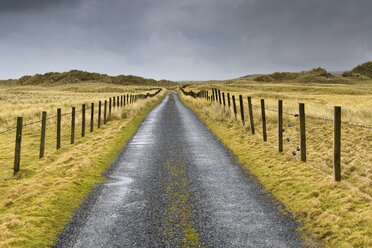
0, 70, 177, 88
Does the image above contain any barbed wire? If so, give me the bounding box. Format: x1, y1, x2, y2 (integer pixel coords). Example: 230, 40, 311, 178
0, 127, 16, 135
247, 101, 372, 130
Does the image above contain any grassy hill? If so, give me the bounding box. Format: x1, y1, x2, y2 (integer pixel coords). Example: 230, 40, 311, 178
251, 62, 372, 84
0, 70, 178, 88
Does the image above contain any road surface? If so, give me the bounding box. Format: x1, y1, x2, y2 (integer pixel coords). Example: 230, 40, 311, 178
54, 92, 304, 247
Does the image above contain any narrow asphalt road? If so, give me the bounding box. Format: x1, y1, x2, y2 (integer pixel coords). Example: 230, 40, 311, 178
54, 92, 304, 248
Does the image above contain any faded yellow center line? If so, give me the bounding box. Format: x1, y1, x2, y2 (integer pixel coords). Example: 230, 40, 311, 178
162, 160, 201, 247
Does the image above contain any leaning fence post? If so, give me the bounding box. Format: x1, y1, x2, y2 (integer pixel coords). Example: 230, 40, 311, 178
222, 92, 226, 106
14, 117, 23, 175
261, 99, 267, 141
57, 108, 61, 150
71, 107, 75, 144
227, 93, 231, 107
239, 95, 245, 125
90, 103, 94, 132
299, 103, 306, 162
39, 111, 47, 159
82, 104, 86, 137
218, 90, 222, 104
232, 95, 237, 119
248, 97, 255, 134
333, 106, 341, 181
278, 100, 283, 152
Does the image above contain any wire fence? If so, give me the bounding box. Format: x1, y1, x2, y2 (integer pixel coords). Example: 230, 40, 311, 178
0, 89, 162, 182
181, 87, 372, 197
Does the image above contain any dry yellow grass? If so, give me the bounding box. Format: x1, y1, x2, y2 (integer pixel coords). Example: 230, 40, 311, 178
0, 83, 161, 180
180, 86, 372, 247
0, 83, 166, 247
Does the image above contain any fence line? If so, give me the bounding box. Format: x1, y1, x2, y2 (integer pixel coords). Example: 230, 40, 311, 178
0, 89, 162, 178
180, 87, 371, 183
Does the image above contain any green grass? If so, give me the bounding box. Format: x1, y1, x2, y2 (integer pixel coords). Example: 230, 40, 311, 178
0, 93, 165, 247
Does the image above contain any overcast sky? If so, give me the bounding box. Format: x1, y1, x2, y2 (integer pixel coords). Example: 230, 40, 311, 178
0, 0, 371, 81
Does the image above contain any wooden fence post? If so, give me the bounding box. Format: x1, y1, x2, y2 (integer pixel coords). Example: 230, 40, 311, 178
57, 108, 61, 150
278, 100, 283, 152
98, 101, 101, 128
71, 107, 75, 144
90, 103, 94, 132
117, 96, 119, 107
222, 92, 226, 106
227, 93, 231, 107
124, 95, 126, 106
299, 103, 306, 162
82, 104, 86, 137
39, 111, 46, 159
261, 99, 267, 141
13, 117, 23, 175
113, 96, 115, 108
239, 95, 245, 125
232, 95, 237, 119
218, 90, 222, 104
248, 97, 255, 134
104, 100, 107, 124
121, 95, 123, 107
127, 94, 129, 105
334, 106, 341, 181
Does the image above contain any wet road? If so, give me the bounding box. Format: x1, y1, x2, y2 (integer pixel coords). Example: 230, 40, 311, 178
54, 92, 304, 247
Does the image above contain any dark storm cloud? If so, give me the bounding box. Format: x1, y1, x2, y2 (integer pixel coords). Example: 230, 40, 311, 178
0, 0, 371, 80
0, 0, 77, 13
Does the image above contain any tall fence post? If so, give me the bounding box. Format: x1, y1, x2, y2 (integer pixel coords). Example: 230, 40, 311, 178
222, 92, 226, 106
121, 95, 123, 107
232, 95, 237, 119
113, 96, 115, 108
117, 96, 119, 107
218, 90, 222, 104
248, 97, 255, 134
127, 94, 129, 105
71, 107, 75, 144
334, 106, 341, 181
57, 108, 61, 150
227, 93, 231, 107
261, 99, 267, 141
82, 104, 86, 137
104, 100, 107, 124
239, 95, 245, 125
299, 103, 306, 162
39, 111, 46, 159
278, 100, 283, 152
90, 103, 94, 132
98, 101, 102, 128
124, 95, 126, 106
13, 117, 23, 175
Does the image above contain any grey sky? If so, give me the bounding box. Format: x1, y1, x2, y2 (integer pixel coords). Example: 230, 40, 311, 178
0, 0, 371, 81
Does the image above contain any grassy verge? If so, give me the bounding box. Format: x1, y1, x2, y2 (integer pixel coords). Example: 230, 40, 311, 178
180, 94, 371, 248
0, 91, 166, 247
